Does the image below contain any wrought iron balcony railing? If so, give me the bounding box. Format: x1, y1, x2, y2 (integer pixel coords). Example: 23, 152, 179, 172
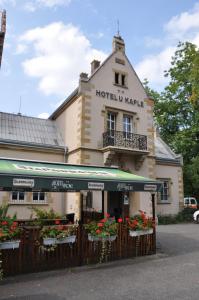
103, 130, 147, 151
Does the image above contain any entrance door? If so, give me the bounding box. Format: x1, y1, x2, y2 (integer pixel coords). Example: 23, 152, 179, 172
108, 191, 130, 220
108, 191, 123, 219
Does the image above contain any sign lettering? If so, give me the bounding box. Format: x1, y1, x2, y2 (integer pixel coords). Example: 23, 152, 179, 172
96, 90, 144, 108
13, 178, 35, 188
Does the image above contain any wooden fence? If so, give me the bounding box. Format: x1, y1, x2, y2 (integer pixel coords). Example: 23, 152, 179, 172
1, 224, 156, 277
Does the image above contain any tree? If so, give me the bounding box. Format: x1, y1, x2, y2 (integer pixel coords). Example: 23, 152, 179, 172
145, 42, 199, 196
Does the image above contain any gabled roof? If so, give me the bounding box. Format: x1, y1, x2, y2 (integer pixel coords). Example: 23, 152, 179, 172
0, 112, 65, 150
155, 136, 182, 165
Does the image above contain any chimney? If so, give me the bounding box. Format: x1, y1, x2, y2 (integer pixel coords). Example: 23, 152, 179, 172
112, 35, 125, 53
79, 72, 88, 81
91, 60, 100, 74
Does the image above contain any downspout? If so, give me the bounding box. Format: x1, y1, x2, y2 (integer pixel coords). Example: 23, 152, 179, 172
61, 146, 68, 215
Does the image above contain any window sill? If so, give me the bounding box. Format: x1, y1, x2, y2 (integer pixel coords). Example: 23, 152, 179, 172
8, 201, 48, 205
113, 83, 128, 89
157, 201, 171, 205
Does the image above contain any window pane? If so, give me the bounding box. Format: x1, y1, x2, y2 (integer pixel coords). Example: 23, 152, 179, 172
115, 73, 119, 84
121, 74, 125, 86
12, 191, 18, 200
33, 192, 38, 201
19, 192, 24, 200
39, 192, 45, 201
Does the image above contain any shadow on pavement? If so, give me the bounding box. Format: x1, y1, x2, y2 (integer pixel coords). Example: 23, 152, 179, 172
157, 230, 199, 256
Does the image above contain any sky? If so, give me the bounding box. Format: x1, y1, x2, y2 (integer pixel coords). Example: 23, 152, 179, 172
0, 0, 199, 119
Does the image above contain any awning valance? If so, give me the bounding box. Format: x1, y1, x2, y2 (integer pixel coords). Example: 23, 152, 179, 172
0, 158, 162, 192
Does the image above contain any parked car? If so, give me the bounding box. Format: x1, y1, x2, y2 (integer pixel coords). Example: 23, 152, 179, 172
193, 210, 199, 223
184, 197, 198, 209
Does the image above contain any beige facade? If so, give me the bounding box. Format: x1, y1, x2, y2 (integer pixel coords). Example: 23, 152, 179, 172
0, 35, 183, 219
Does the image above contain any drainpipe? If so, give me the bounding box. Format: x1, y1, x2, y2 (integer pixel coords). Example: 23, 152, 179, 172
61, 146, 68, 215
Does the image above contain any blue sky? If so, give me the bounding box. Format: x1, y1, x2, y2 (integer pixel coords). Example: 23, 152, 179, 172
0, 0, 199, 118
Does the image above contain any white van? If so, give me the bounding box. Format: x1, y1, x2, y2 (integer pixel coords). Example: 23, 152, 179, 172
184, 197, 197, 209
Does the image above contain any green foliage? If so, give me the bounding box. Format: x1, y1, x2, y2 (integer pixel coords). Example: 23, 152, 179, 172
158, 208, 196, 225
127, 211, 154, 231
84, 215, 118, 238
145, 41, 199, 196
31, 207, 61, 220
0, 204, 9, 219
40, 225, 76, 240
0, 217, 21, 242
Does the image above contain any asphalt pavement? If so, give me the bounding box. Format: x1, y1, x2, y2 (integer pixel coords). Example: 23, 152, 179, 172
1, 223, 199, 300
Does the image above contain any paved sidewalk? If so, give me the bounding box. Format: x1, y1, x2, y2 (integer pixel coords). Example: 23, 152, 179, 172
1, 224, 199, 300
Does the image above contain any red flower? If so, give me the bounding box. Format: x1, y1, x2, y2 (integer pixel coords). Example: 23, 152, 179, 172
96, 229, 101, 234
55, 220, 60, 225
1, 221, 8, 226
100, 219, 106, 223
118, 218, 123, 223
97, 223, 103, 227
105, 213, 110, 218
12, 221, 18, 226
125, 217, 130, 221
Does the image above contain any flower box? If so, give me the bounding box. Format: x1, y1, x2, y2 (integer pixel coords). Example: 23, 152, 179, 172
0, 240, 20, 250
129, 228, 153, 237
88, 234, 117, 242
43, 237, 57, 245
57, 235, 76, 244
43, 235, 76, 245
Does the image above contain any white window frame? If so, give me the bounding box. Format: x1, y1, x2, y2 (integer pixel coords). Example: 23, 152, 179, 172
10, 191, 26, 203
123, 115, 133, 139
157, 179, 170, 203
32, 192, 47, 204
107, 112, 116, 138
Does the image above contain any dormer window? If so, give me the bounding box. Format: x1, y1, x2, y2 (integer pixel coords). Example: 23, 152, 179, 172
114, 72, 127, 88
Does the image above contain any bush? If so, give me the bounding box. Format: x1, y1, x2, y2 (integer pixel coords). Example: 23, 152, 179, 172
158, 207, 197, 225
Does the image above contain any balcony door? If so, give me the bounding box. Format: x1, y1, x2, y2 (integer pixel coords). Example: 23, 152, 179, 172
123, 115, 133, 139
107, 112, 116, 145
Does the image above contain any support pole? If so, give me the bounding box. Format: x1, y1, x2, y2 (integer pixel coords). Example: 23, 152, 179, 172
151, 193, 156, 254
102, 191, 104, 216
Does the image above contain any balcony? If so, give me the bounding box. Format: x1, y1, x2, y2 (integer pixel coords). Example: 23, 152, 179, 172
102, 130, 147, 151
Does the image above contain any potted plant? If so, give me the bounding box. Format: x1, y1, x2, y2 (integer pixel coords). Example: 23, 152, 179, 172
40, 221, 77, 246
85, 214, 118, 242
127, 211, 154, 237
0, 217, 21, 250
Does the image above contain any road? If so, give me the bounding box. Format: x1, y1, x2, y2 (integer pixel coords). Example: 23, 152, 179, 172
1, 224, 199, 300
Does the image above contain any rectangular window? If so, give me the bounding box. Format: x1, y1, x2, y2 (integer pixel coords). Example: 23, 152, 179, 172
115, 72, 119, 84
157, 179, 170, 202
107, 112, 116, 138
114, 72, 127, 87
123, 115, 133, 139
121, 74, 125, 86
10, 191, 25, 202
32, 192, 46, 203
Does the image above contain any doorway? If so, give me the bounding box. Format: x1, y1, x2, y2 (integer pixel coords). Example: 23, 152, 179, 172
107, 191, 130, 220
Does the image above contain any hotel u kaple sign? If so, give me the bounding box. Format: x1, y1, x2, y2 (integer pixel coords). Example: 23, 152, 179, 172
96, 90, 144, 107
13, 178, 35, 188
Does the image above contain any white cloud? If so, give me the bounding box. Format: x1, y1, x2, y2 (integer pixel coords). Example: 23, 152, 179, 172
38, 112, 49, 119
0, 0, 15, 6
165, 3, 199, 37
24, 0, 71, 11
135, 47, 175, 90
18, 22, 107, 97
136, 2, 199, 89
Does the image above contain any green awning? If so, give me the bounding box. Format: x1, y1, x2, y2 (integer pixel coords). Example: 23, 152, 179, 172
0, 158, 162, 192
